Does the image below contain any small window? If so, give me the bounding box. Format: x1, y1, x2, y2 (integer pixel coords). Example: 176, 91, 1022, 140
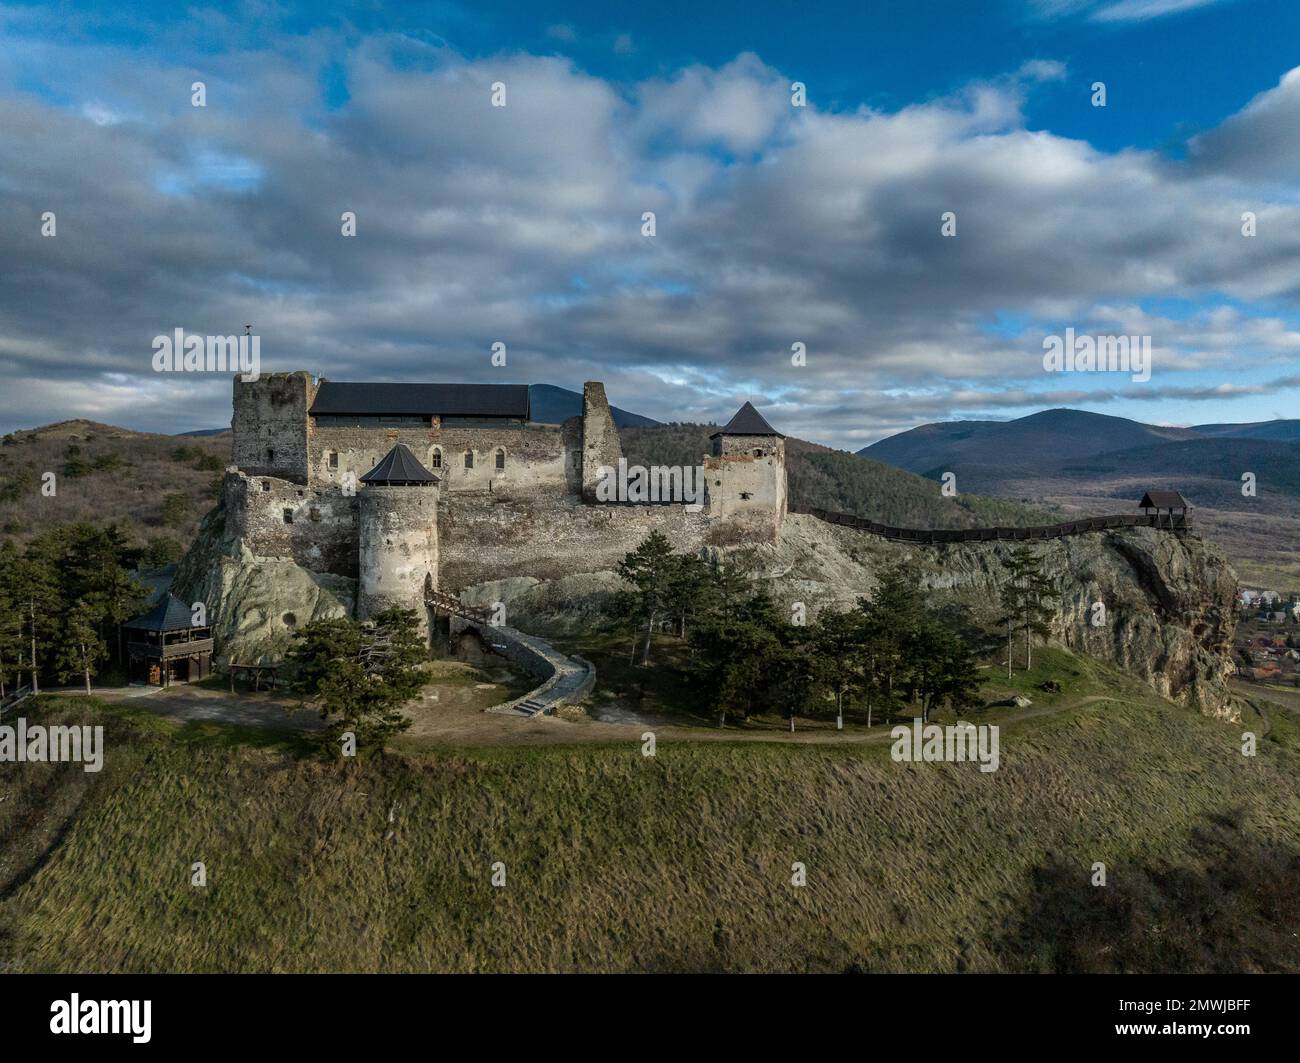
309, 508, 321, 522
266, 447, 275, 464
282, 508, 294, 524
753, 448, 763, 458
430, 449, 442, 469
328, 450, 338, 469
740, 491, 753, 500
495, 448, 505, 471
261, 480, 271, 492
464, 451, 474, 469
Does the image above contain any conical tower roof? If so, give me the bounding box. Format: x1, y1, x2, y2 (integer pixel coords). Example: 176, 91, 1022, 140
709, 401, 783, 438
360, 443, 440, 485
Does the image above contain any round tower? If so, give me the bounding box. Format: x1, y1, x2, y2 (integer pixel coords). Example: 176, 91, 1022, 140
357, 443, 440, 641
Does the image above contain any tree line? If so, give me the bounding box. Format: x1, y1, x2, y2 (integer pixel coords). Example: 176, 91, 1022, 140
616, 532, 1060, 727
0, 523, 151, 696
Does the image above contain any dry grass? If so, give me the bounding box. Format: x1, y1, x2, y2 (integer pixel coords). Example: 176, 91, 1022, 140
0, 420, 230, 550
3, 651, 1298, 973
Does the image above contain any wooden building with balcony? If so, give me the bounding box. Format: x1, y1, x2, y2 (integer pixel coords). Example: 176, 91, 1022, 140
122, 593, 214, 686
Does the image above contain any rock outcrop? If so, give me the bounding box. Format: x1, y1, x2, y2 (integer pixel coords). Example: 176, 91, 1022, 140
470, 514, 1240, 717
176, 496, 1238, 716
173, 501, 355, 666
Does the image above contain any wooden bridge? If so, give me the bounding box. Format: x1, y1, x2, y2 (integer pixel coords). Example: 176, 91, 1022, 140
790, 505, 1191, 545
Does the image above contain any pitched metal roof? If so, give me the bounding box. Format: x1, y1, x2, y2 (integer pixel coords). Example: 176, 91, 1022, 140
1138, 490, 1189, 509
709, 401, 784, 438
310, 381, 530, 419
123, 593, 200, 632
360, 443, 440, 485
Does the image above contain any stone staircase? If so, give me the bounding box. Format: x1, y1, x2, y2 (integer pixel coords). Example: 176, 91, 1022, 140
424, 580, 594, 718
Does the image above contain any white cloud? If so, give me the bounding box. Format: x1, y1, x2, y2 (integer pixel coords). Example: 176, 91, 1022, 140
0, 32, 1297, 445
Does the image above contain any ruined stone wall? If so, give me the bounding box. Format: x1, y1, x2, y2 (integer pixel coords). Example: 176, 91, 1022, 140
231, 372, 316, 484
308, 422, 579, 497
358, 485, 438, 636
438, 495, 712, 590
581, 381, 621, 501
704, 435, 786, 540
224, 470, 359, 576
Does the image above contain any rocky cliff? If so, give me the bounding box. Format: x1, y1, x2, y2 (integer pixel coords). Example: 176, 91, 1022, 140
176, 498, 1238, 716
487, 514, 1240, 718
173, 500, 356, 666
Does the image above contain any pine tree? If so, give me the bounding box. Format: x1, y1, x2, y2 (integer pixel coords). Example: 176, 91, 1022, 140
616, 531, 678, 665
287, 610, 423, 753
811, 608, 867, 726
997, 547, 1059, 673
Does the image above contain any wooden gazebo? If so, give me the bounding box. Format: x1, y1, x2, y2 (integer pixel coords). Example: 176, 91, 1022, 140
1138, 490, 1190, 527
122, 593, 213, 686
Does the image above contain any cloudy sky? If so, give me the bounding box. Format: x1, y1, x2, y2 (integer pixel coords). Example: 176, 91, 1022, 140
1, 0, 1297, 448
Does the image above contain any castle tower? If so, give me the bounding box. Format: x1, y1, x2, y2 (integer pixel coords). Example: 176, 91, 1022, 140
231, 371, 316, 484
705, 401, 787, 536
357, 443, 439, 641
581, 381, 621, 502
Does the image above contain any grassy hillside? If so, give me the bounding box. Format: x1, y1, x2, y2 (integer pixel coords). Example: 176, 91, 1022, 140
0, 420, 231, 557
4, 652, 1298, 973
622, 424, 1054, 528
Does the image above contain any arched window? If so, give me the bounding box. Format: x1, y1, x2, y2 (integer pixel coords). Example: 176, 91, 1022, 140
429, 447, 442, 469
494, 448, 505, 471
463, 450, 474, 469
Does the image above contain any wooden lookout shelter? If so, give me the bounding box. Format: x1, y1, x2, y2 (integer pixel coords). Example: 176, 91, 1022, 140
1138, 490, 1190, 527
122, 593, 213, 686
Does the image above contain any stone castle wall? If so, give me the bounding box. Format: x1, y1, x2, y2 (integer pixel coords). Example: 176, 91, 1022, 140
231, 372, 316, 484
580, 381, 621, 501
224, 470, 360, 577
703, 434, 786, 539
227, 372, 786, 593
438, 495, 712, 589
308, 421, 579, 497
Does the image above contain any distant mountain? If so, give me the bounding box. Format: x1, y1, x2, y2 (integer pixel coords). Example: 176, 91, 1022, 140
528, 384, 660, 428
1189, 420, 1300, 443
858, 408, 1300, 589
858, 409, 1199, 474
177, 427, 229, 437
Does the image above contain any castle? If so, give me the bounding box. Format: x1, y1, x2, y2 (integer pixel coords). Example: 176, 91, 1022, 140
225, 373, 787, 638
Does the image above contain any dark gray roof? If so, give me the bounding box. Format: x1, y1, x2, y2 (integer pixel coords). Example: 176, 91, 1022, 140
310, 381, 530, 419
123, 593, 200, 632
360, 443, 440, 485
1139, 490, 1189, 510
710, 401, 784, 438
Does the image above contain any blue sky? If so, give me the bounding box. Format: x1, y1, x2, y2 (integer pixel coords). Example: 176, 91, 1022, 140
0, 0, 1297, 445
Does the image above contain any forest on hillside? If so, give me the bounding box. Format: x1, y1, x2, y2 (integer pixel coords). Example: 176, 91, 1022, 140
620, 424, 1055, 529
